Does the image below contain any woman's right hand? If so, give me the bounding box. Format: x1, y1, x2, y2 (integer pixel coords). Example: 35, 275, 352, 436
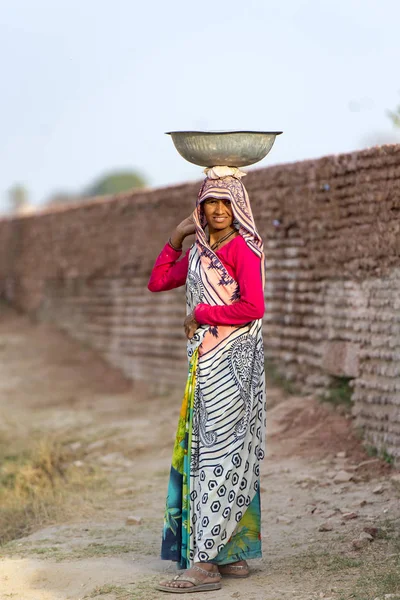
170, 215, 196, 249
177, 215, 196, 238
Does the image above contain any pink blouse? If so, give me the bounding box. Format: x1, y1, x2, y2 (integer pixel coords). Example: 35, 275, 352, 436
148, 235, 265, 326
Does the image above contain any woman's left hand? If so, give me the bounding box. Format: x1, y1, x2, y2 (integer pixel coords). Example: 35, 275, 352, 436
184, 312, 199, 339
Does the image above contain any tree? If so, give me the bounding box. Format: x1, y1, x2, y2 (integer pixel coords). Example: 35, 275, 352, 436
387, 100, 400, 128
45, 169, 148, 207
8, 184, 33, 215
360, 101, 400, 147
84, 170, 147, 197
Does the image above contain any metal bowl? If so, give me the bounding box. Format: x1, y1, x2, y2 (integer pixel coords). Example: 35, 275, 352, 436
165, 130, 282, 167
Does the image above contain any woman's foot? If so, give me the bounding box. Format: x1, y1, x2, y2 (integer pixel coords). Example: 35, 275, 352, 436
218, 560, 249, 578
157, 562, 222, 592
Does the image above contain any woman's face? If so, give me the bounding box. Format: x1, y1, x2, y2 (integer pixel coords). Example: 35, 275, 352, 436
202, 197, 234, 232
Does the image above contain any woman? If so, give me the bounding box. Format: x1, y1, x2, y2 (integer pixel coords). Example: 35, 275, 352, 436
148, 169, 266, 593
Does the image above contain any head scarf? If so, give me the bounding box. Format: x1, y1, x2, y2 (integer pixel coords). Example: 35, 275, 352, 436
192, 172, 265, 289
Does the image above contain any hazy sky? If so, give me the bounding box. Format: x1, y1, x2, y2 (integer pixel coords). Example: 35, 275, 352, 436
1, 0, 400, 212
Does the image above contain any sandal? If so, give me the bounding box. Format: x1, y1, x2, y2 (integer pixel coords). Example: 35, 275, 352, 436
218, 560, 250, 578
156, 564, 222, 594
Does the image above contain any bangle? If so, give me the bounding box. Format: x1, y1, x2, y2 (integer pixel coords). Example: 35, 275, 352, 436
168, 237, 183, 252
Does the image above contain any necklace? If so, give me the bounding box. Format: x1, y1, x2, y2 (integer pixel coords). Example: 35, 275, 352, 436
210, 229, 236, 251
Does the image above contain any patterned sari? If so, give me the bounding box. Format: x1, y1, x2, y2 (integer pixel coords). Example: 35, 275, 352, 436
161, 175, 266, 568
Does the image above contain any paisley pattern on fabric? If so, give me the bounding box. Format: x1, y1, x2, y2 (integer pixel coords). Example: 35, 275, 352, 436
161, 174, 266, 568
187, 271, 204, 308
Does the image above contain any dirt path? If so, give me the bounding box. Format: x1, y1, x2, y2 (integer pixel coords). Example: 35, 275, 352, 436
0, 307, 399, 600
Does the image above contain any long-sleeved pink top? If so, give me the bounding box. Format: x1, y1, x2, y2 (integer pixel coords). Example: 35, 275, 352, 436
148, 235, 265, 326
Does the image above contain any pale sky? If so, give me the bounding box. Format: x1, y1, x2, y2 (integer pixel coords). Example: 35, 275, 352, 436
1, 0, 400, 213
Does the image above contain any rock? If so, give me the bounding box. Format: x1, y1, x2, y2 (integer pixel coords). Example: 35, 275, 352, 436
352, 532, 373, 549
73, 460, 84, 467
126, 515, 142, 525
324, 510, 338, 518
296, 476, 318, 484
276, 516, 292, 524
333, 470, 353, 484
359, 531, 373, 541
69, 442, 82, 452
342, 512, 358, 521
357, 499, 368, 507
390, 474, 400, 484
372, 484, 384, 494
363, 526, 379, 538
355, 458, 380, 469
115, 487, 136, 496
99, 452, 123, 465
99, 452, 133, 468
352, 535, 371, 550
336, 451, 347, 458
319, 522, 333, 532
87, 439, 107, 451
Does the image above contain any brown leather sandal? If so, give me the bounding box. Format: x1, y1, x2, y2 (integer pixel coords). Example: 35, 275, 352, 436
156, 565, 222, 593
218, 561, 250, 578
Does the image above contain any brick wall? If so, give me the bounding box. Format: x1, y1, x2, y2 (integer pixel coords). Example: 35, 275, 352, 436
1, 145, 400, 461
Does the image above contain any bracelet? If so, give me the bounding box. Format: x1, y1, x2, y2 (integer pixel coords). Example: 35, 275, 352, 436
168, 237, 183, 252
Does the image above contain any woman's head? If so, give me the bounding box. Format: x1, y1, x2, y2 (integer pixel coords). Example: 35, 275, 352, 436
194, 174, 263, 262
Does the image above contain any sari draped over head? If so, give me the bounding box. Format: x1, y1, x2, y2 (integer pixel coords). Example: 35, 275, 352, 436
161, 173, 266, 568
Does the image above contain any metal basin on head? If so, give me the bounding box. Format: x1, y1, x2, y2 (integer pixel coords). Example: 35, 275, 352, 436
165, 130, 282, 168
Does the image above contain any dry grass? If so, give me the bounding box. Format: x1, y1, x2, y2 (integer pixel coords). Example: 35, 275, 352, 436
83, 579, 159, 600
83, 584, 134, 599
272, 525, 400, 600
0, 432, 108, 545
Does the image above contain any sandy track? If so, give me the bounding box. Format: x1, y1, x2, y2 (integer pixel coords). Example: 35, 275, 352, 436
0, 307, 399, 600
